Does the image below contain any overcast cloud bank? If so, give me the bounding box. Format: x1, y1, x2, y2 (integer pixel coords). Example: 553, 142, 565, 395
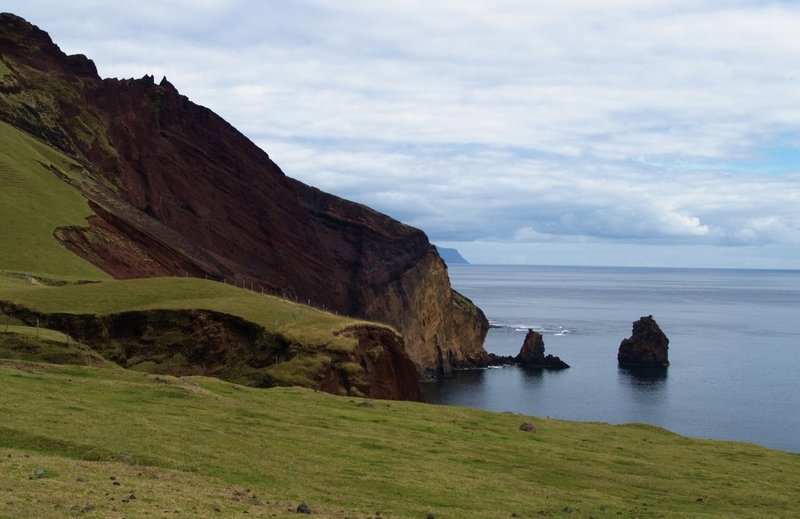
6, 0, 800, 267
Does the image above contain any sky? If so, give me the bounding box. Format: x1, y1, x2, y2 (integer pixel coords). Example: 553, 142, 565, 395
5, 1, 800, 268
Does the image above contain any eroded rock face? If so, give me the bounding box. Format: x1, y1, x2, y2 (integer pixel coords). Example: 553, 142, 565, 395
617, 315, 669, 367
0, 302, 424, 400
327, 325, 424, 401
515, 329, 569, 369
0, 14, 490, 381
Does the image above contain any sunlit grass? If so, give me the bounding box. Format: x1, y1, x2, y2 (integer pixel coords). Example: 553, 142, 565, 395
1, 276, 390, 353
1, 360, 798, 518
0, 121, 109, 280
0, 326, 112, 367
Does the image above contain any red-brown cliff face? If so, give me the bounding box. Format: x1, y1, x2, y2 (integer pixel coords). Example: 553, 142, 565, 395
0, 13, 489, 380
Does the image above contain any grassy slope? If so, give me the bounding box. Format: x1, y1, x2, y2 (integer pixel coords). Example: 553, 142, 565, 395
0, 325, 114, 367
2, 324, 71, 343
1, 361, 799, 518
0, 121, 109, 280
1, 275, 385, 353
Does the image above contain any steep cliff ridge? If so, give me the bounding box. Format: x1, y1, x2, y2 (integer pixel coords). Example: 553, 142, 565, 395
0, 13, 489, 377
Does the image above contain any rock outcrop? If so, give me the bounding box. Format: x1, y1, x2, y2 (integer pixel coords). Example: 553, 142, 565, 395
515, 329, 569, 369
617, 315, 669, 367
0, 13, 490, 381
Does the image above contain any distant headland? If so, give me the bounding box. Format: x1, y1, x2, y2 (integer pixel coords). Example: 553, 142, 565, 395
435, 246, 469, 265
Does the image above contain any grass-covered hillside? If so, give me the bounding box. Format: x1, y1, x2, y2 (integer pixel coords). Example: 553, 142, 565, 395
2, 360, 799, 518
0, 121, 109, 280
0, 271, 405, 393
1, 274, 377, 353
0, 324, 112, 367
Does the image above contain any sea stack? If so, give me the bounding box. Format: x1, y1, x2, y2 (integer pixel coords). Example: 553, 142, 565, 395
617, 315, 669, 367
516, 329, 570, 369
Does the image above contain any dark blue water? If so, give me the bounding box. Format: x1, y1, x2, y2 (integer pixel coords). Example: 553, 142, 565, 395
424, 265, 800, 452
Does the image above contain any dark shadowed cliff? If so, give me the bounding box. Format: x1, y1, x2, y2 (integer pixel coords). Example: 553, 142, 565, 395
0, 13, 489, 381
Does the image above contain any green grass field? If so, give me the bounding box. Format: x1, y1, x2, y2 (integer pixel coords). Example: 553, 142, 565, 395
1, 360, 798, 518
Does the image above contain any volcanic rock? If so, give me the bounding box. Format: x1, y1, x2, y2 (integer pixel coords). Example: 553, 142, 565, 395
482, 352, 516, 366
515, 330, 569, 369
617, 315, 669, 367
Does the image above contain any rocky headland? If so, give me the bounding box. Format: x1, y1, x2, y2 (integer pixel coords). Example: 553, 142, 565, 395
435, 246, 469, 265
0, 13, 490, 390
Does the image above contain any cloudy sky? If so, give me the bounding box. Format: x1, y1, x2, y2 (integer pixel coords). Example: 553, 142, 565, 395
6, 1, 800, 268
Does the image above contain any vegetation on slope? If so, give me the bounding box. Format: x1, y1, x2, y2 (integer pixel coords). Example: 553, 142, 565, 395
0, 325, 112, 367
0, 121, 108, 280
1, 360, 799, 518
0, 273, 404, 392
1, 275, 377, 351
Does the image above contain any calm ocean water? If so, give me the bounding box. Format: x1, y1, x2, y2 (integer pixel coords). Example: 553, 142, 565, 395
423, 265, 800, 452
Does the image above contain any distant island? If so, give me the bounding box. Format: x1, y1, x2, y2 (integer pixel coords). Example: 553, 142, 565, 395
436, 246, 470, 265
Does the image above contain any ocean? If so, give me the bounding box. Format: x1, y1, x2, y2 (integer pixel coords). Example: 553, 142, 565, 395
423, 265, 800, 452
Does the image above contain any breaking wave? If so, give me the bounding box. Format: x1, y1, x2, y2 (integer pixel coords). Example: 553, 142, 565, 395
489, 320, 574, 336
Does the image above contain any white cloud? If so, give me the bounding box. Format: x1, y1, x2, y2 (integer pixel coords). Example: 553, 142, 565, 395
4, 0, 800, 267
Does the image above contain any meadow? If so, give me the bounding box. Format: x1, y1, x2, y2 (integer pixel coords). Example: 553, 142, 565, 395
1, 360, 799, 518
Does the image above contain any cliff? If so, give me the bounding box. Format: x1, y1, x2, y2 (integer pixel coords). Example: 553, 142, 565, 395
0, 13, 489, 379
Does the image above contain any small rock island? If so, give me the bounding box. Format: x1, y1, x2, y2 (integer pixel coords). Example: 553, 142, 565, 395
516, 329, 570, 369
617, 315, 669, 367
